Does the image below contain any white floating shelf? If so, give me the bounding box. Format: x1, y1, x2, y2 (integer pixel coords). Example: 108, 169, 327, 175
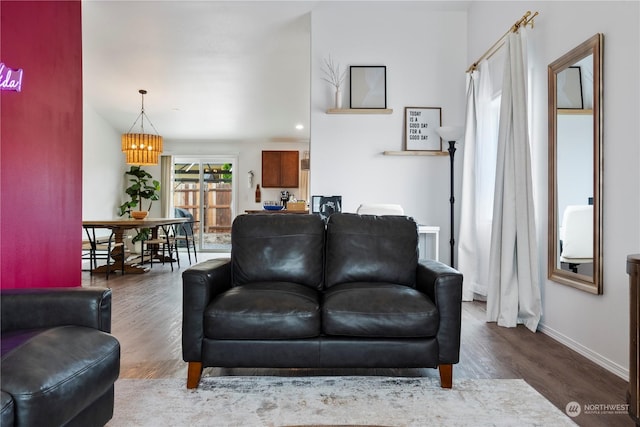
383, 151, 448, 156
326, 108, 393, 115
557, 109, 593, 115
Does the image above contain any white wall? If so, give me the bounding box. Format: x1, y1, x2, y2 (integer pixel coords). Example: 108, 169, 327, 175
468, 1, 640, 377
82, 104, 126, 219
310, 2, 468, 264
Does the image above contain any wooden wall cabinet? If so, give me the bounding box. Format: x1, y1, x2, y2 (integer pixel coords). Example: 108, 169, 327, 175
262, 151, 299, 188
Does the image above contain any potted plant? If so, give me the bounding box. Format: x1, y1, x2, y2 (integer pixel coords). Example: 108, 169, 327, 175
118, 165, 160, 242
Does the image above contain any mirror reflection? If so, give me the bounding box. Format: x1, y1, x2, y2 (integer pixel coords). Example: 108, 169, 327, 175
548, 33, 603, 294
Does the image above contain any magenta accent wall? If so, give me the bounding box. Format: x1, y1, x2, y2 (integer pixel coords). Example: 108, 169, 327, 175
0, 1, 83, 289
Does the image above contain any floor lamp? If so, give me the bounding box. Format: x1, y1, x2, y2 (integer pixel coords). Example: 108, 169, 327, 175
436, 126, 464, 268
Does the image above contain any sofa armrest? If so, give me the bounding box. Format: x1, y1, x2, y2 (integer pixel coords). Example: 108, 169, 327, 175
0, 288, 112, 333
416, 260, 463, 364
182, 258, 232, 361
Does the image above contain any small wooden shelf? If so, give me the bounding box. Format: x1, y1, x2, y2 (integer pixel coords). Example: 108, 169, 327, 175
326, 108, 393, 115
557, 108, 593, 115
383, 150, 448, 156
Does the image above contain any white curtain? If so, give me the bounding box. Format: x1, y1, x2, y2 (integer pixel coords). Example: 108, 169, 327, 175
458, 60, 501, 300
160, 155, 173, 217
486, 31, 541, 332
458, 71, 480, 301
458, 30, 541, 331
299, 170, 310, 203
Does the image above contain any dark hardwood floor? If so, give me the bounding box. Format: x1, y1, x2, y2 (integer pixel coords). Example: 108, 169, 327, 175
83, 253, 634, 427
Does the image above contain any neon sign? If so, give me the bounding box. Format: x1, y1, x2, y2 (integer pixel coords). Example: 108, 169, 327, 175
0, 63, 24, 92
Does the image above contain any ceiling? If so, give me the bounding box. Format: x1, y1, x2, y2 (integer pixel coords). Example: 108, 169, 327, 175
82, 1, 314, 143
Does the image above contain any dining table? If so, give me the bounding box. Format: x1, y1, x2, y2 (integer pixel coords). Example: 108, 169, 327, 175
82, 217, 189, 274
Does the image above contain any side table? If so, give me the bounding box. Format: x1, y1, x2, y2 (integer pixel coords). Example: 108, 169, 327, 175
418, 225, 440, 262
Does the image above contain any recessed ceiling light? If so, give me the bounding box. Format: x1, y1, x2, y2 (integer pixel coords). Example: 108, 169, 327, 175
295, 123, 304, 130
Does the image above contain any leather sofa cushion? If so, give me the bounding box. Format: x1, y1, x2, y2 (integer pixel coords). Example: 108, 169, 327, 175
325, 213, 418, 288
231, 214, 325, 290
204, 282, 321, 339
0, 326, 120, 427
1, 329, 42, 357
1, 391, 13, 427
322, 282, 438, 337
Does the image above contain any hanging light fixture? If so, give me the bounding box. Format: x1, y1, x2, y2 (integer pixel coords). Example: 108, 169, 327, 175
121, 89, 163, 165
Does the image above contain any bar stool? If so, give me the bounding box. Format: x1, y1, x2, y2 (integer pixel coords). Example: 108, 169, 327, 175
175, 221, 198, 265
142, 224, 179, 271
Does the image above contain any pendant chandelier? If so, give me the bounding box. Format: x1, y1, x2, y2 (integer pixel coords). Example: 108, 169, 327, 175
121, 89, 163, 165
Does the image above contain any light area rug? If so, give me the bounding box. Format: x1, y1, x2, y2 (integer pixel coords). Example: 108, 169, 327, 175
107, 376, 577, 427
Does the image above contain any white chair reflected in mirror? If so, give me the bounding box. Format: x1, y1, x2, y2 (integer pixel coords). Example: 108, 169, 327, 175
356, 204, 405, 216
559, 205, 593, 273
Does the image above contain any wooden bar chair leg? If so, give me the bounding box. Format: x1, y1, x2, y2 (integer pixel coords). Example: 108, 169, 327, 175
191, 227, 197, 263
185, 239, 192, 264
171, 225, 180, 268
188, 221, 197, 264
105, 238, 111, 280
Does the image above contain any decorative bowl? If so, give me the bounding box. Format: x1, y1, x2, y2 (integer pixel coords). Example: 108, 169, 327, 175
263, 205, 284, 211
263, 201, 283, 211
131, 211, 149, 220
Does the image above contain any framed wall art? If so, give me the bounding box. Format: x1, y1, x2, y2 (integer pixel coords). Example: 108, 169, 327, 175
404, 107, 442, 151
557, 66, 584, 109
350, 66, 386, 109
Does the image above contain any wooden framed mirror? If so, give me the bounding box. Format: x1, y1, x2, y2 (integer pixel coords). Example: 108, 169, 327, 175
548, 33, 603, 294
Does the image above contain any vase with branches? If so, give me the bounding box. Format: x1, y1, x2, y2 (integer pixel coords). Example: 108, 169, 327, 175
321, 56, 346, 109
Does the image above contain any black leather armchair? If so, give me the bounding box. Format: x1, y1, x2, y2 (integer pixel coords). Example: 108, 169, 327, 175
183, 213, 462, 389
1, 288, 120, 427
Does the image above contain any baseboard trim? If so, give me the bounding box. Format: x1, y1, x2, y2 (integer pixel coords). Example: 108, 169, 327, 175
538, 322, 628, 381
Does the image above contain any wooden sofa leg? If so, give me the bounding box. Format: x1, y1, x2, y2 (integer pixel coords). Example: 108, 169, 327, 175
187, 362, 203, 389
439, 364, 453, 388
